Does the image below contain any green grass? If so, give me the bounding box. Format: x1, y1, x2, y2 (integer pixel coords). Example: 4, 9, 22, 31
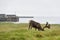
0, 22, 60, 40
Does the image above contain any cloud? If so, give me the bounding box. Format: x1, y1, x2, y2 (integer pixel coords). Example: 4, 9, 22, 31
0, 0, 60, 17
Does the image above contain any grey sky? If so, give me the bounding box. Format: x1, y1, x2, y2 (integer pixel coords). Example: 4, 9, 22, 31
0, 0, 60, 24
0, 0, 60, 16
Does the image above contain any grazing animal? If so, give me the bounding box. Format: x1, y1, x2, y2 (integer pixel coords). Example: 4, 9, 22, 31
28, 20, 44, 31
28, 20, 51, 31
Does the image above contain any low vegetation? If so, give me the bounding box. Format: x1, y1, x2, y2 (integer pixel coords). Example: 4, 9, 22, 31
0, 22, 60, 40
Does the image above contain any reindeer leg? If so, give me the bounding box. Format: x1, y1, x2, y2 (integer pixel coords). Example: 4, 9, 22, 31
28, 24, 31, 30
30, 26, 32, 29
35, 28, 36, 30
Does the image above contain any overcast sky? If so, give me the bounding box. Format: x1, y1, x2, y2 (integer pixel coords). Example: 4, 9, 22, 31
0, 0, 60, 24
0, 0, 60, 17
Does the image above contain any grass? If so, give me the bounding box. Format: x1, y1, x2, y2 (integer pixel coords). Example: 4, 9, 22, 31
0, 22, 60, 40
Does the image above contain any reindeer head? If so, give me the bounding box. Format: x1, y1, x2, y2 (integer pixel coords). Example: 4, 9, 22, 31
44, 24, 50, 29
47, 24, 50, 29
38, 28, 44, 31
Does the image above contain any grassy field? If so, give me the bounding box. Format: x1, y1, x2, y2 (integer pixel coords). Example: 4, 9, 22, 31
0, 22, 60, 40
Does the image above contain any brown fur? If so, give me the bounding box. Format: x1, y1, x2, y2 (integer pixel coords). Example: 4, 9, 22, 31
28, 20, 50, 31
28, 20, 44, 31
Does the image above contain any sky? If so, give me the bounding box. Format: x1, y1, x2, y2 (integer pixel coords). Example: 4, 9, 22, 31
0, 0, 60, 24
0, 0, 60, 16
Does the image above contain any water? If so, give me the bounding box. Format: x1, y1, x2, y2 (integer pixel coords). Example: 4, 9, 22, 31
18, 16, 60, 24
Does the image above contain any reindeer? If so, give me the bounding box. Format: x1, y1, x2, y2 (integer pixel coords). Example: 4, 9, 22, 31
28, 20, 50, 31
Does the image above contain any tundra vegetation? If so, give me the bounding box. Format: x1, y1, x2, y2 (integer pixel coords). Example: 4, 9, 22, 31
0, 22, 60, 40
